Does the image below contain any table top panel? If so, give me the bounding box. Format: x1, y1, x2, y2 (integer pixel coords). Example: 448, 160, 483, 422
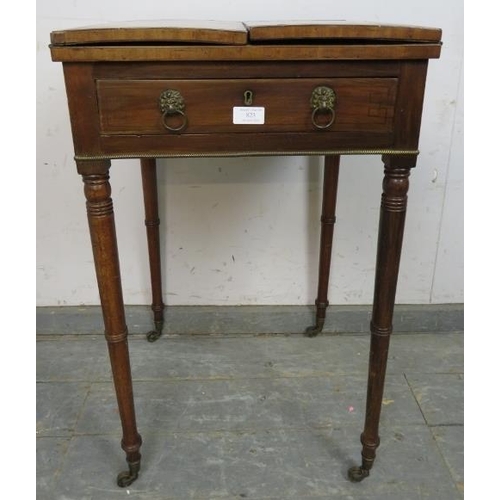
246, 21, 442, 43
50, 20, 249, 46
50, 20, 442, 47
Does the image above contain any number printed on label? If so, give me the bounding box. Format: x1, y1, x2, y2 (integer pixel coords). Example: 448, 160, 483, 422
233, 107, 265, 125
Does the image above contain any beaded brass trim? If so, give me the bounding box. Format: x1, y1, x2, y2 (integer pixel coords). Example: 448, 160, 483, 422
74, 149, 419, 161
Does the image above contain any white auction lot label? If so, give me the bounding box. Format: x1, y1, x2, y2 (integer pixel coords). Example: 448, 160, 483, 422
233, 107, 265, 125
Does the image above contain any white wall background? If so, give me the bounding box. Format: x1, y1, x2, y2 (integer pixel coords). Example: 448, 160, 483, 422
36, 1, 464, 307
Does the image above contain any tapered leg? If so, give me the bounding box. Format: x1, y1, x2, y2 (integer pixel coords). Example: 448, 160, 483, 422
306, 154, 340, 337
77, 160, 143, 487
348, 157, 412, 482
140, 158, 165, 342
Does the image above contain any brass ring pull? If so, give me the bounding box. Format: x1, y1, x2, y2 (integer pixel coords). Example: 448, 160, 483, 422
310, 86, 336, 130
159, 89, 187, 133
311, 107, 335, 129
161, 110, 187, 132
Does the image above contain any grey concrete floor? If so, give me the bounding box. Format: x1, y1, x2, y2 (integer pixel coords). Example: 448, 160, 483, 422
37, 332, 463, 499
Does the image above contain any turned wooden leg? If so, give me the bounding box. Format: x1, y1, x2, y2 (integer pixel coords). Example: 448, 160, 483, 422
140, 158, 165, 342
348, 156, 412, 482
77, 160, 143, 487
306, 154, 340, 337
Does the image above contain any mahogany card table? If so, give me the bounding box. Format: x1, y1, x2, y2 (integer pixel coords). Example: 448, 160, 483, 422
50, 20, 442, 487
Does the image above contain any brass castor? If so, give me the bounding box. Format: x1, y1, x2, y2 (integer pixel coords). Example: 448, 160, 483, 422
146, 320, 163, 342
117, 461, 140, 487
146, 330, 161, 342
305, 318, 324, 337
347, 465, 370, 483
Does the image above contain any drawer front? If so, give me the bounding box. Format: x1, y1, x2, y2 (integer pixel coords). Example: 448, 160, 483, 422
97, 78, 397, 135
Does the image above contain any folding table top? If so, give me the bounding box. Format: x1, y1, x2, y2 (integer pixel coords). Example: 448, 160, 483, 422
50, 20, 442, 61
51, 19, 442, 45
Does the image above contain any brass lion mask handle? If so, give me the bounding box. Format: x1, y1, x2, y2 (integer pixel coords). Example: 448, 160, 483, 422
310, 86, 336, 130
159, 89, 187, 133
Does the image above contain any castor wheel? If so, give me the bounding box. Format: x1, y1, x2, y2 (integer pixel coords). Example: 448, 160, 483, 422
305, 318, 324, 337
146, 330, 161, 342
146, 320, 163, 342
305, 325, 322, 337
347, 465, 370, 482
117, 462, 140, 487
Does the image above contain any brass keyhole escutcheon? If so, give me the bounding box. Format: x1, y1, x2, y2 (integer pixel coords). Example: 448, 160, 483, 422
244, 90, 253, 106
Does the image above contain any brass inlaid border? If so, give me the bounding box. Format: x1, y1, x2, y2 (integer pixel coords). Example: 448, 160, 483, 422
74, 149, 419, 161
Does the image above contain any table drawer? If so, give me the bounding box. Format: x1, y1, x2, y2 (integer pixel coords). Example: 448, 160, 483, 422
96, 78, 397, 136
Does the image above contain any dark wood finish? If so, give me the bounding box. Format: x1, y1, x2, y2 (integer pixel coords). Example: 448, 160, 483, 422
50, 21, 441, 488
76, 159, 142, 487
348, 158, 412, 482
97, 78, 397, 135
62, 64, 102, 155
246, 21, 442, 43
140, 159, 165, 342
51, 20, 442, 46
307, 155, 340, 337
93, 60, 401, 80
98, 131, 396, 157
392, 61, 429, 150
51, 20, 249, 46
50, 43, 441, 62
